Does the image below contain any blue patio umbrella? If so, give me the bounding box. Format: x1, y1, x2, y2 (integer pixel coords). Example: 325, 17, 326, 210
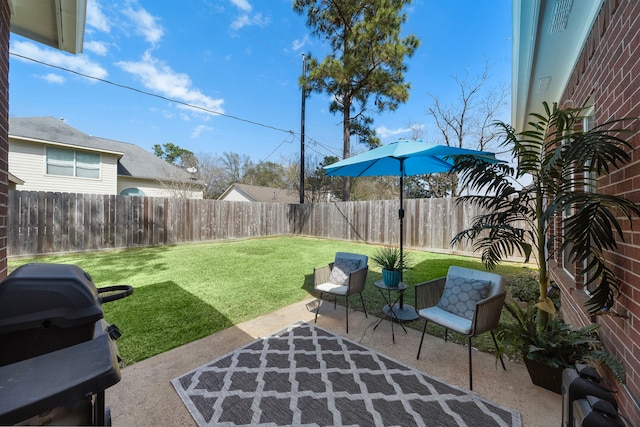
324, 139, 501, 319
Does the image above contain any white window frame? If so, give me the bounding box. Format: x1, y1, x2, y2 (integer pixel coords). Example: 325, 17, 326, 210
581, 107, 597, 295
561, 131, 575, 279
46, 147, 100, 179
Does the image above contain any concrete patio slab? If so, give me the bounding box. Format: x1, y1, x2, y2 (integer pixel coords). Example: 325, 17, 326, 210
106, 298, 561, 426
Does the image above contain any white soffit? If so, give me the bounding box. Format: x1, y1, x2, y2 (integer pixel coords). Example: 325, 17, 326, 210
9, 0, 87, 54
512, 0, 605, 132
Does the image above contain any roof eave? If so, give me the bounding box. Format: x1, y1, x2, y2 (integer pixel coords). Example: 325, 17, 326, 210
512, 0, 605, 133
9, 0, 87, 54
9, 134, 124, 157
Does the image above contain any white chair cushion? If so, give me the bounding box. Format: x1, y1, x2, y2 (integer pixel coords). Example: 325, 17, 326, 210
316, 282, 349, 296
418, 306, 473, 335
436, 275, 491, 320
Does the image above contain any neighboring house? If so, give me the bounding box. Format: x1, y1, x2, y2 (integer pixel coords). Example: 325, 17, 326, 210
8, 117, 203, 199
513, 0, 640, 422
8, 173, 24, 191
218, 183, 299, 203
1, 1, 89, 278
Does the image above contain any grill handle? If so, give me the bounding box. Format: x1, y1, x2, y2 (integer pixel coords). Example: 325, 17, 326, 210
98, 285, 134, 304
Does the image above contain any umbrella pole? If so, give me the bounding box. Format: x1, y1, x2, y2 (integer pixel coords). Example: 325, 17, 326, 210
399, 161, 405, 309
396, 162, 417, 321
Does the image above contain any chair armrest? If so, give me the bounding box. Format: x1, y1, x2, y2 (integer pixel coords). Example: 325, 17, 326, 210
346, 266, 368, 295
471, 291, 506, 335
314, 264, 332, 286
414, 277, 446, 310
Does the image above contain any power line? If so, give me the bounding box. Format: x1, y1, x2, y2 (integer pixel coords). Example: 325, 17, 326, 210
10, 52, 295, 136
10, 52, 343, 164
261, 133, 295, 162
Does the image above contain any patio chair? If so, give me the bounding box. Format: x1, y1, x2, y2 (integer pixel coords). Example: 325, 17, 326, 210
415, 265, 506, 390
313, 252, 369, 333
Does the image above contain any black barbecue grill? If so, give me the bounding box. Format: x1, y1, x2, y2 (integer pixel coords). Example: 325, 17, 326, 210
0, 263, 133, 425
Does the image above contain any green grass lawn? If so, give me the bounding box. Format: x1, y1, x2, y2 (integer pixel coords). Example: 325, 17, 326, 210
8, 236, 538, 365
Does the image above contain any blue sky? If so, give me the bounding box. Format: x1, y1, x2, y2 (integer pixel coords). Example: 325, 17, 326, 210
9, 0, 512, 166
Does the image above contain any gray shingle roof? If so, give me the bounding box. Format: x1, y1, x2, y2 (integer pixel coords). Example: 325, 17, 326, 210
222, 183, 299, 203
9, 116, 196, 183
9, 116, 121, 153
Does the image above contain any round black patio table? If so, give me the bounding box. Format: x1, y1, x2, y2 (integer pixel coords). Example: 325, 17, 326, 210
373, 280, 418, 343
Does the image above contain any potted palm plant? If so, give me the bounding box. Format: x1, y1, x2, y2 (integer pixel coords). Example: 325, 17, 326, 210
451, 101, 639, 389
370, 247, 409, 287
498, 301, 625, 393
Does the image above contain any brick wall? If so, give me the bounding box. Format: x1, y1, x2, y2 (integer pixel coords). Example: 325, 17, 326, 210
0, 0, 9, 280
556, 0, 640, 423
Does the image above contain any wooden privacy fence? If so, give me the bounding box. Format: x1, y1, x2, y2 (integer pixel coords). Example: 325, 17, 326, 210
8, 190, 489, 257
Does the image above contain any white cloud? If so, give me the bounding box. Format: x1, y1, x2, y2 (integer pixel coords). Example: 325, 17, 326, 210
228, 1, 269, 30
116, 52, 224, 116
39, 73, 65, 84
84, 40, 108, 56
376, 126, 412, 139
191, 124, 213, 139
231, 12, 269, 30
10, 40, 108, 80
231, 14, 251, 30
86, 0, 110, 32
122, 6, 164, 44
230, 0, 252, 13
292, 35, 309, 51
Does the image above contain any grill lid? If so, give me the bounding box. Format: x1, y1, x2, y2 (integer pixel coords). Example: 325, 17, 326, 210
0, 263, 104, 334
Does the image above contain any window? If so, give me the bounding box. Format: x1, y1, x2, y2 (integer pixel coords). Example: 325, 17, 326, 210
561, 130, 575, 280
560, 106, 596, 291
120, 188, 146, 196
583, 112, 596, 194
581, 109, 597, 295
47, 147, 100, 178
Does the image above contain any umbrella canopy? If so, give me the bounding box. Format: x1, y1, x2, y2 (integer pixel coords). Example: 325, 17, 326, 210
324, 139, 500, 177
323, 139, 502, 320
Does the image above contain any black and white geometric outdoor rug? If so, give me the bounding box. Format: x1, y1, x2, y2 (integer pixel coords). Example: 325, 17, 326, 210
172, 321, 522, 427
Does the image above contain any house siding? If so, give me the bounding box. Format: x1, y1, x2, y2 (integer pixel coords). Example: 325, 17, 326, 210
555, 0, 640, 422
8, 138, 118, 194
0, 0, 8, 280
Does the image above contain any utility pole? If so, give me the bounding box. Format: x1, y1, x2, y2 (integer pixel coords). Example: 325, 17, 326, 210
299, 53, 306, 204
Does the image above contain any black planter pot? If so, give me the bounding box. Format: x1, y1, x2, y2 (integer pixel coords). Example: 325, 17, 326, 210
523, 357, 563, 394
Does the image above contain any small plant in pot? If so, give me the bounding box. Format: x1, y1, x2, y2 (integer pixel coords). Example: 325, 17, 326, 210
371, 247, 409, 287
497, 301, 626, 394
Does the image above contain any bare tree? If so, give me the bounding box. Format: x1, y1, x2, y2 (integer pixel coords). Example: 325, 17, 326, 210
428, 62, 508, 151
221, 152, 253, 184
195, 153, 231, 199
426, 61, 509, 196
285, 154, 343, 203
156, 162, 203, 199
407, 121, 425, 141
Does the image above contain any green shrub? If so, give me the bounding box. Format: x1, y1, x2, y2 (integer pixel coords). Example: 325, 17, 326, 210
507, 272, 539, 303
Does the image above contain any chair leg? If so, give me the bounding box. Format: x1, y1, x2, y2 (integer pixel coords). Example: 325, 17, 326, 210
334, 295, 337, 309
314, 292, 323, 324
491, 331, 506, 371
444, 328, 449, 342
468, 337, 473, 391
359, 293, 368, 318
417, 320, 428, 359
345, 296, 349, 333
